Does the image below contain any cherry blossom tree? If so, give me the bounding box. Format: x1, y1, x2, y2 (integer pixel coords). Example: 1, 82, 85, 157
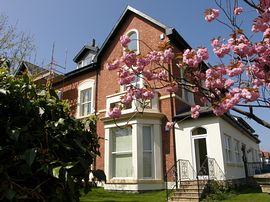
107, 0, 270, 129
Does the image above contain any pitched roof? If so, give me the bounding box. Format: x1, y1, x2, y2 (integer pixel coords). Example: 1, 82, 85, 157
15, 61, 49, 76
95, 5, 191, 63
174, 107, 260, 143
73, 44, 99, 63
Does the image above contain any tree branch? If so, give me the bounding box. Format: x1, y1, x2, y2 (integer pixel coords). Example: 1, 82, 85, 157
232, 107, 270, 129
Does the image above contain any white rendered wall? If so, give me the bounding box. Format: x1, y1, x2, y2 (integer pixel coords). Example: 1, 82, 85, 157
175, 115, 260, 180
175, 116, 225, 180
218, 118, 260, 179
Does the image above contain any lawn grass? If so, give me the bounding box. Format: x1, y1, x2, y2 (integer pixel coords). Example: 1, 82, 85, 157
222, 192, 270, 202
80, 188, 166, 202
80, 186, 270, 202
202, 185, 270, 202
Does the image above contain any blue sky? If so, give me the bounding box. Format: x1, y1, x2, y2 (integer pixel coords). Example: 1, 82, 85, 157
1, 0, 269, 151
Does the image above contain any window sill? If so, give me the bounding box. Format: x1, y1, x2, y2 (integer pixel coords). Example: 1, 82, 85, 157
107, 178, 162, 184
77, 113, 95, 119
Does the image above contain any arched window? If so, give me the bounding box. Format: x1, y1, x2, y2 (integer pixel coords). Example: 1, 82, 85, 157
192, 127, 207, 136
127, 30, 139, 52
77, 79, 95, 117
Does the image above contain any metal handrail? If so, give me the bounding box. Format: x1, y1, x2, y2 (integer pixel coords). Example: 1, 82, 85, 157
165, 159, 196, 201
196, 157, 226, 200
165, 159, 179, 201
165, 157, 225, 201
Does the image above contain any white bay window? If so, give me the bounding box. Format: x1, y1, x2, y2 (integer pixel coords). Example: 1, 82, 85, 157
111, 127, 133, 177
143, 126, 153, 178
104, 118, 163, 187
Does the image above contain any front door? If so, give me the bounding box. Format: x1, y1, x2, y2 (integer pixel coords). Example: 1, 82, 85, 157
194, 138, 208, 176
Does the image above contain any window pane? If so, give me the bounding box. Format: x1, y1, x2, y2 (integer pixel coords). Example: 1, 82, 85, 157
128, 32, 137, 51
143, 126, 151, 150
112, 127, 132, 152
80, 88, 92, 116
192, 127, 207, 136
143, 152, 152, 178
113, 154, 133, 177
143, 125, 152, 178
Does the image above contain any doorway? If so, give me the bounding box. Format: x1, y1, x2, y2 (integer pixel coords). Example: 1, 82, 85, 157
191, 127, 208, 177
194, 138, 208, 175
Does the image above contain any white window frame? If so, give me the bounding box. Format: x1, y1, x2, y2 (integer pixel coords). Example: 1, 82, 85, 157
224, 134, 232, 163
142, 125, 154, 179
125, 29, 140, 54
180, 68, 194, 105
111, 127, 133, 178
77, 79, 95, 118
234, 139, 241, 163
120, 72, 143, 92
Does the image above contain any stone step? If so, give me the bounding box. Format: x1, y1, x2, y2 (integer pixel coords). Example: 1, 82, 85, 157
175, 188, 204, 193
170, 195, 200, 201
180, 180, 207, 186
179, 184, 205, 189
169, 199, 199, 202
173, 192, 202, 198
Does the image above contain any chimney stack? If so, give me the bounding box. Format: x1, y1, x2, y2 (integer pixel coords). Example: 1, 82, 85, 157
92, 39, 96, 47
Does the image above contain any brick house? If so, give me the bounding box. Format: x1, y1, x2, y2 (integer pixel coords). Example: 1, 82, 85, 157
50, 6, 260, 192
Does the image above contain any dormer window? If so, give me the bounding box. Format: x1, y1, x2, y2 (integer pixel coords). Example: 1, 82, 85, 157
126, 30, 139, 53
78, 61, 83, 68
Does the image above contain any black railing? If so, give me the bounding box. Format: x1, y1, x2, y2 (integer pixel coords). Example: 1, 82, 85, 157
165, 160, 179, 202
246, 162, 270, 176
165, 157, 225, 201
165, 159, 196, 201
196, 157, 226, 199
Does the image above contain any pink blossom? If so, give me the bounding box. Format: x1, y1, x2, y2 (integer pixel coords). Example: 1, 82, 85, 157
224, 79, 235, 89
165, 121, 174, 130
158, 70, 168, 80
234, 7, 243, 15
213, 44, 231, 58
183, 49, 200, 68
263, 27, 270, 38
191, 105, 200, 119
211, 38, 230, 58
147, 50, 162, 63
197, 48, 209, 60
108, 107, 121, 119
205, 9, 220, 22
163, 48, 175, 63
166, 84, 178, 93
122, 52, 137, 67
106, 59, 121, 70
120, 35, 131, 48
121, 93, 133, 104
142, 89, 155, 99
142, 70, 155, 80
136, 57, 150, 70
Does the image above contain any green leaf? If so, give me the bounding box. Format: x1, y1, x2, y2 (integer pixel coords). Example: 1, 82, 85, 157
53, 166, 61, 178
23, 148, 36, 166
9, 129, 20, 142
0, 88, 7, 94
5, 189, 16, 200
54, 118, 64, 127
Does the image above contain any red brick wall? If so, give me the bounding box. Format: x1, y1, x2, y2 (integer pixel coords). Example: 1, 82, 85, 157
53, 12, 195, 176
54, 71, 97, 116
97, 13, 180, 175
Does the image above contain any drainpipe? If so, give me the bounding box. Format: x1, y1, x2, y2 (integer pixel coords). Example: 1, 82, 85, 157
94, 62, 99, 171
168, 62, 178, 189
241, 144, 248, 178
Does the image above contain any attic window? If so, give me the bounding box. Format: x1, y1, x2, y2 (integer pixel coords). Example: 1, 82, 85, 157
127, 30, 139, 53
